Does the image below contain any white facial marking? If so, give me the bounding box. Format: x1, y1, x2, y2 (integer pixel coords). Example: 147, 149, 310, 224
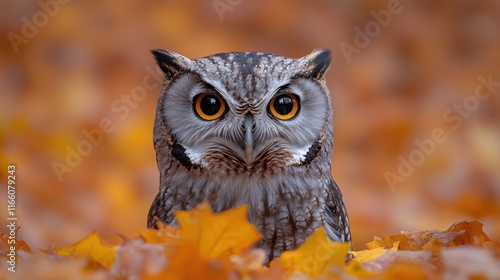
290, 145, 311, 164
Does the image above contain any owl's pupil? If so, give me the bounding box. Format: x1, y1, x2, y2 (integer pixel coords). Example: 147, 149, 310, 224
200, 95, 221, 116
274, 96, 293, 115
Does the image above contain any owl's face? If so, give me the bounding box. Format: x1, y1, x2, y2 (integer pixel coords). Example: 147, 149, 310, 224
153, 50, 333, 177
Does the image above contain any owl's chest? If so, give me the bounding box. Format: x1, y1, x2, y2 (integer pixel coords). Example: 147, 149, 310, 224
163, 171, 329, 261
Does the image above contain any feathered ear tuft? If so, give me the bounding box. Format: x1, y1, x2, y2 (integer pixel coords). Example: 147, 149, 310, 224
151, 49, 193, 79
297, 49, 332, 80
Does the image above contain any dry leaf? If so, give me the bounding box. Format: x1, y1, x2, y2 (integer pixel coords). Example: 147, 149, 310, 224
175, 202, 261, 259
144, 242, 231, 280
55, 231, 118, 269
139, 222, 180, 244
272, 226, 350, 278
361, 250, 435, 273
1, 232, 32, 253
446, 220, 492, 246
366, 220, 493, 253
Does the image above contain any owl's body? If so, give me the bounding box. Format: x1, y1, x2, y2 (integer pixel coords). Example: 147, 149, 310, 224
148, 49, 351, 261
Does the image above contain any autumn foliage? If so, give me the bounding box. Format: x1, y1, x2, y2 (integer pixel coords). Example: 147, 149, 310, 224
2, 203, 499, 279
1, 1, 500, 279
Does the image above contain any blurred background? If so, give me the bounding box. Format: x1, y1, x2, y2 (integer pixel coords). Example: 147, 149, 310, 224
1, 0, 499, 251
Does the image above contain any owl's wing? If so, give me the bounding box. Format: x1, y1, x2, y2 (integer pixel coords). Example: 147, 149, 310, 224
324, 178, 352, 244
147, 190, 174, 228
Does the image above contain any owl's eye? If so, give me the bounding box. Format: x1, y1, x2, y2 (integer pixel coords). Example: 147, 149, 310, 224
193, 92, 227, 121
268, 93, 300, 120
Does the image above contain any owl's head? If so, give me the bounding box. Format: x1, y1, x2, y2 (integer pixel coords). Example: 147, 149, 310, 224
152, 49, 334, 177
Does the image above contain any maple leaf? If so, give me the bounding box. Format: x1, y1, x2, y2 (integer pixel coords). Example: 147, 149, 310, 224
139, 221, 180, 244
174, 202, 261, 259
55, 231, 118, 269
271, 226, 350, 278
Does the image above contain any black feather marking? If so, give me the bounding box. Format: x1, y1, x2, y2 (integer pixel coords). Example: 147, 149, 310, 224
151, 49, 189, 79
171, 143, 194, 170
297, 49, 332, 80
300, 140, 322, 165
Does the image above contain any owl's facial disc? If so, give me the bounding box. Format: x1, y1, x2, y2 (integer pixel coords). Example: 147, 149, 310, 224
154, 50, 333, 172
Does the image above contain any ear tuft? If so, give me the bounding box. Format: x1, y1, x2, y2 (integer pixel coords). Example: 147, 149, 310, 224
299, 49, 332, 79
151, 49, 193, 79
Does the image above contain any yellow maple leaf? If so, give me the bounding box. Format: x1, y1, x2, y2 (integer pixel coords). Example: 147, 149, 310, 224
139, 222, 180, 244
346, 241, 399, 278
352, 247, 388, 263
352, 241, 399, 263
55, 231, 117, 269
174, 202, 261, 259
272, 226, 350, 278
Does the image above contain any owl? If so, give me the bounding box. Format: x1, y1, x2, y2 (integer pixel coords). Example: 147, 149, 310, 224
147, 49, 351, 261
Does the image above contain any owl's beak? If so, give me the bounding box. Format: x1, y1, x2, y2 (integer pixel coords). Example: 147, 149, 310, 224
244, 115, 254, 163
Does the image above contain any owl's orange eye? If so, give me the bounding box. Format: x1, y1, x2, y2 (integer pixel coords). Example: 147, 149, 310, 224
193, 92, 227, 121
268, 93, 300, 120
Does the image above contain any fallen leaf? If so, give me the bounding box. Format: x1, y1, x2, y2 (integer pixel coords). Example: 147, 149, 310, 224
366, 234, 412, 250
1, 232, 32, 253
272, 226, 350, 278
446, 220, 491, 246
351, 241, 398, 264
139, 222, 180, 244
366, 220, 493, 252
144, 242, 231, 280
175, 202, 261, 259
55, 231, 118, 269
361, 250, 435, 273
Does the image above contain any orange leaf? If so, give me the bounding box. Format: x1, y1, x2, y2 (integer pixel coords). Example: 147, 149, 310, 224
139, 222, 180, 244
272, 226, 350, 277
55, 231, 117, 269
351, 244, 395, 264
144, 242, 231, 280
367, 234, 412, 250
1, 232, 31, 253
366, 220, 493, 252
175, 202, 261, 259
446, 220, 491, 246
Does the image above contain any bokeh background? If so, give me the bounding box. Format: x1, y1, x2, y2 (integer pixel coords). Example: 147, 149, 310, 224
1, 0, 499, 252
